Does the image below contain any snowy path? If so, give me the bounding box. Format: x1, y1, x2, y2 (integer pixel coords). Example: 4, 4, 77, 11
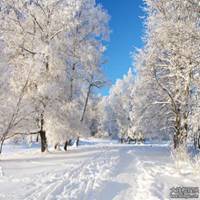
0, 143, 200, 200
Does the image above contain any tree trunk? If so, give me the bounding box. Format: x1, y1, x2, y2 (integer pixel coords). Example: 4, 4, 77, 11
81, 85, 91, 122
36, 133, 39, 142
39, 113, 48, 152
40, 130, 47, 152
194, 136, 197, 150
64, 140, 68, 151
173, 134, 178, 149
0, 137, 5, 154
198, 133, 200, 149
173, 111, 188, 149
76, 137, 80, 147
69, 77, 73, 101
54, 143, 60, 150
69, 63, 76, 101
173, 131, 187, 150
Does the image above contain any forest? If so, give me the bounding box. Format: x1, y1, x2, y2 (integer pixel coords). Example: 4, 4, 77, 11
0, 0, 200, 199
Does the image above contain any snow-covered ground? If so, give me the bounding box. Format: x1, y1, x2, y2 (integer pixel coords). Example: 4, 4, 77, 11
0, 139, 200, 200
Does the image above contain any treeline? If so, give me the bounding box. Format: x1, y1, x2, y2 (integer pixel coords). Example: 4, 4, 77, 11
97, 0, 200, 151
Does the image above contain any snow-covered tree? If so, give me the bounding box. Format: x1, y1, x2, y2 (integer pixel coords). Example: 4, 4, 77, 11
0, 37, 37, 153
0, 0, 74, 151
101, 68, 135, 139
64, 0, 109, 102
133, 0, 200, 148
0, 0, 110, 152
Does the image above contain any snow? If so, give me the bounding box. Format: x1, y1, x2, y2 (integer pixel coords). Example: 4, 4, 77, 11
0, 139, 199, 200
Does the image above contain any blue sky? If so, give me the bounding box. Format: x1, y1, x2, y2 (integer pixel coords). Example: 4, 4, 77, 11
96, 0, 145, 95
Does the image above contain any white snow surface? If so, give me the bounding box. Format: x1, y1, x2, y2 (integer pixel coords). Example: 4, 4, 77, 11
0, 139, 200, 200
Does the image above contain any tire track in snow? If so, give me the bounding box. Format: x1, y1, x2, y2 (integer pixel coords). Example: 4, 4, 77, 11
24, 146, 119, 200
135, 161, 167, 200
54, 146, 119, 200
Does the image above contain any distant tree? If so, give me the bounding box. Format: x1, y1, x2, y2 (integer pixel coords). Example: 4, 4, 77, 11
100, 69, 135, 139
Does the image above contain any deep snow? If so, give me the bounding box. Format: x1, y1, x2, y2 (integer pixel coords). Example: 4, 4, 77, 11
0, 139, 200, 200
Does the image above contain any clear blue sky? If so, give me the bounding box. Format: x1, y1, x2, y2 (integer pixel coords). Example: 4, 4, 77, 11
96, 0, 145, 95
